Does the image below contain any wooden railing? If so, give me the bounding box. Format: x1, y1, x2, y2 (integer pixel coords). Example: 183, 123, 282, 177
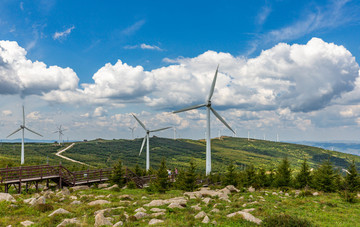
0, 165, 112, 187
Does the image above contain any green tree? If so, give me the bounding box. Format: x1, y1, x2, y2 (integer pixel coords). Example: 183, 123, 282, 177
244, 164, 257, 187
266, 168, 275, 187
224, 162, 238, 186
155, 158, 169, 193
275, 157, 292, 188
312, 159, 338, 192
256, 168, 267, 188
295, 159, 312, 189
111, 159, 125, 187
177, 160, 198, 191
134, 164, 143, 176
344, 160, 360, 192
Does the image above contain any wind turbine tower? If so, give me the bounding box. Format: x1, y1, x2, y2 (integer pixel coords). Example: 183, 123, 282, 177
132, 114, 171, 171
173, 127, 176, 140
7, 106, 43, 164
54, 125, 66, 145
173, 65, 235, 175
129, 127, 136, 140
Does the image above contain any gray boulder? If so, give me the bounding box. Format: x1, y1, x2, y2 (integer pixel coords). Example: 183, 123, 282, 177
149, 219, 164, 225
56, 218, 80, 227
48, 208, 71, 217
0, 193, 16, 202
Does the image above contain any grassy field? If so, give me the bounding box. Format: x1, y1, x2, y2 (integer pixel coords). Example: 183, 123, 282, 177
1, 137, 360, 173
1, 185, 359, 226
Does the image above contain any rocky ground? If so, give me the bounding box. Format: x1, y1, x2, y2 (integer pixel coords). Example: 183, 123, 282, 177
0, 183, 359, 226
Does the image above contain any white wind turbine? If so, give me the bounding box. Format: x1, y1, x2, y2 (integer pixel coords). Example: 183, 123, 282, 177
7, 106, 43, 164
129, 127, 136, 140
132, 114, 171, 171
54, 125, 66, 145
173, 65, 235, 175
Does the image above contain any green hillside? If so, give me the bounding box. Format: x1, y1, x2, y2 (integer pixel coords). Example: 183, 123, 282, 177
2, 137, 357, 172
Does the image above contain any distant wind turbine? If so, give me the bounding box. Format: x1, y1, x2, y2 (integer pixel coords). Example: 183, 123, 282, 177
129, 127, 136, 140
173, 65, 235, 175
7, 105, 43, 164
132, 114, 171, 171
54, 125, 66, 145
173, 127, 177, 140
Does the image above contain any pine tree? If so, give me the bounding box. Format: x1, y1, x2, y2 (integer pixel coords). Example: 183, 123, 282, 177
344, 160, 360, 192
266, 168, 275, 187
275, 157, 292, 188
244, 164, 257, 187
111, 159, 125, 187
295, 159, 312, 189
312, 159, 338, 192
134, 164, 143, 176
177, 160, 198, 191
256, 168, 267, 188
155, 158, 169, 193
224, 162, 238, 186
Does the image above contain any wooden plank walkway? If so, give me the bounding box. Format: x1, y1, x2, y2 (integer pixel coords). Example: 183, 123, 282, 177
0, 165, 112, 193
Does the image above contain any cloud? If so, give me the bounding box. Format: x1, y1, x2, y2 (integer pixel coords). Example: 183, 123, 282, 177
0, 40, 79, 96
121, 20, 145, 36
42, 38, 360, 114
53, 25, 75, 40
2, 110, 12, 116
256, 5, 271, 25
261, 0, 358, 44
124, 43, 163, 51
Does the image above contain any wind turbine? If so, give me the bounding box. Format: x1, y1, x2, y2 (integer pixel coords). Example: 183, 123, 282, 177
7, 105, 43, 164
54, 125, 66, 145
132, 114, 171, 171
173, 65, 235, 175
129, 127, 136, 140
173, 127, 177, 140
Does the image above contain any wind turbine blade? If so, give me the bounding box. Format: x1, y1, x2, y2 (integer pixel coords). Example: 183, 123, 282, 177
24, 127, 43, 137
139, 135, 147, 156
7, 128, 22, 138
173, 104, 206, 114
132, 114, 147, 131
22, 105, 25, 126
210, 107, 235, 134
207, 65, 219, 102
150, 126, 172, 133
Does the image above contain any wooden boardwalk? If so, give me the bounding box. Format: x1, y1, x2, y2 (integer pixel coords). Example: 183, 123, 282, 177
0, 165, 112, 193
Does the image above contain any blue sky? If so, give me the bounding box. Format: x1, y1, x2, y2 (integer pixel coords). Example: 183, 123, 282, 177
1, 0, 360, 142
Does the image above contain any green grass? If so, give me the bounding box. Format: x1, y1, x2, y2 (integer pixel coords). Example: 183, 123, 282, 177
1, 186, 360, 226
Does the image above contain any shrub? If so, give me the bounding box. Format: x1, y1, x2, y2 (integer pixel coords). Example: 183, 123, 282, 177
339, 190, 358, 203
127, 180, 137, 189
262, 214, 313, 227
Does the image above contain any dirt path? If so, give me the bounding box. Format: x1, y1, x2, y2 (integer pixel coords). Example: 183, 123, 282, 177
55, 143, 93, 167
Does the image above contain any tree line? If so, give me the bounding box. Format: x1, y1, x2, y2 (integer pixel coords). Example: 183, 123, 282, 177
111, 157, 360, 201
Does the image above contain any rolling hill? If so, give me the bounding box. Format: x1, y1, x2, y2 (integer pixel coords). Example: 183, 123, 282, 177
2, 137, 358, 173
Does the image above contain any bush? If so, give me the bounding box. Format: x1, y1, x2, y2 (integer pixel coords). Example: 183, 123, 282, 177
262, 214, 313, 227
339, 190, 358, 203
127, 180, 137, 189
